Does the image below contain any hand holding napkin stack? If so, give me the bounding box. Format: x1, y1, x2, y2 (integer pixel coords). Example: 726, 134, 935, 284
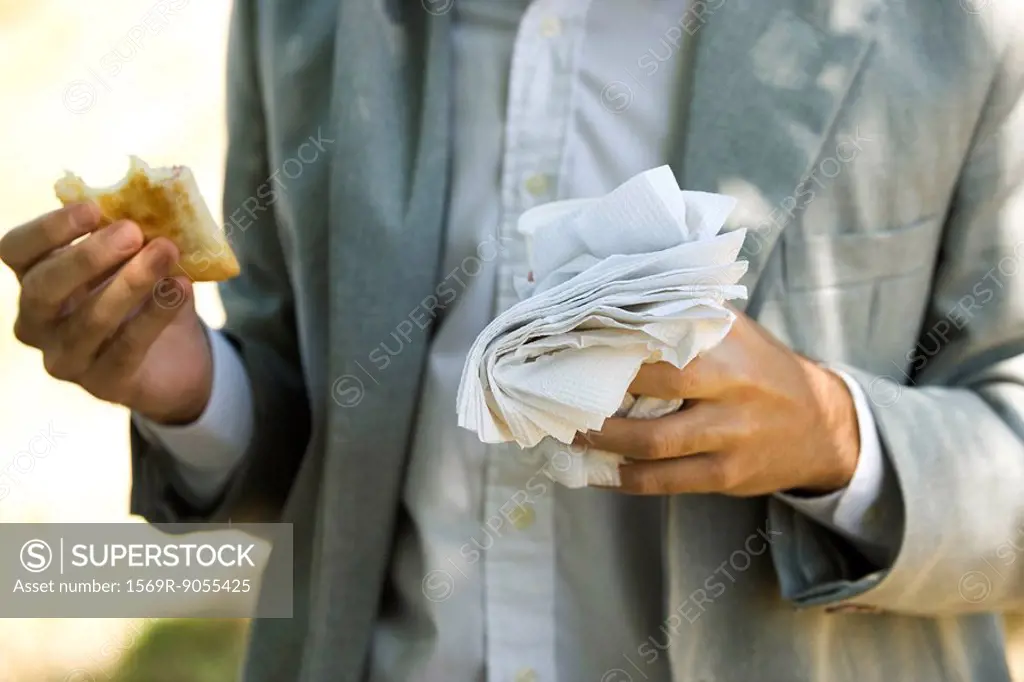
456, 166, 749, 488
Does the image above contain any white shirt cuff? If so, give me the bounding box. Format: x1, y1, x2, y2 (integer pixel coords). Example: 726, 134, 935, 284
776, 368, 887, 550
132, 328, 254, 500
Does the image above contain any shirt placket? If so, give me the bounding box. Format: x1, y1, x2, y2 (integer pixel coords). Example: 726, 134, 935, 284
484, 2, 590, 682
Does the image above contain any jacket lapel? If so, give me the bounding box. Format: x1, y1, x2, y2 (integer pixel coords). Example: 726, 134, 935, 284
308, 4, 453, 680
670, 0, 883, 312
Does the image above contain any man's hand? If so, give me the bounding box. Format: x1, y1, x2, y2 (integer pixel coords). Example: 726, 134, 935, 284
0, 203, 213, 424
577, 309, 861, 496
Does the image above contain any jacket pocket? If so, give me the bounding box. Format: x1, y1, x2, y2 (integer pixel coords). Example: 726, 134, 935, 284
783, 214, 944, 291
762, 215, 944, 374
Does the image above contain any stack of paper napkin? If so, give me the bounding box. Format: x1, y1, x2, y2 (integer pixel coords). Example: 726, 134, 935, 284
456, 166, 749, 488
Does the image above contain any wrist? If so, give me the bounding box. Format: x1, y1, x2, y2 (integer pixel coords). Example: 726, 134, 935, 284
134, 330, 214, 426
135, 373, 213, 425
800, 361, 860, 494
140, 383, 212, 425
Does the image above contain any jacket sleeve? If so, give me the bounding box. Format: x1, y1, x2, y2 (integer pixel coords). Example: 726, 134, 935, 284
770, 30, 1024, 615
130, 0, 310, 524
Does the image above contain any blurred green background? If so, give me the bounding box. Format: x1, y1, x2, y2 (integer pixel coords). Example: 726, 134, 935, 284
0, 1, 1022, 680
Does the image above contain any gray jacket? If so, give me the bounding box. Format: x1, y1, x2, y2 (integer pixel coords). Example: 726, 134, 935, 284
131, 1, 1024, 680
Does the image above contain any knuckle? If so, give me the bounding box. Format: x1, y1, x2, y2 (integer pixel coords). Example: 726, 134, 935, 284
19, 277, 56, 313
668, 369, 692, 397
12, 316, 35, 346
707, 457, 738, 491
729, 362, 755, 390
72, 240, 110, 275
641, 427, 674, 460
0, 232, 14, 266
42, 351, 78, 382
39, 213, 66, 243
633, 469, 665, 495
35, 211, 76, 252
79, 305, 119, 340
121, 261, 159, 296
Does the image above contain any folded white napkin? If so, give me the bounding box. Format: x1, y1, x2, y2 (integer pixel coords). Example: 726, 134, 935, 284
456, 166, 748, 488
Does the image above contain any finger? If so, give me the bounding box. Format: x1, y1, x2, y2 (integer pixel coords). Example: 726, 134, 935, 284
57, 239, 178, 367
64, 238, 162, 315
0, 203, 102, 277
19, 220, 144, 324
627, 360, 719, 400
62, 260, 125, 315
574, 403, 733, 460
90, 276, 193, 379
617, 454, 731, 495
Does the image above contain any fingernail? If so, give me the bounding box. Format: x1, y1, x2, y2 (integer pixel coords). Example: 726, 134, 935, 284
112, 222, 141, 250
71, 202, 99, 228
152, 246, 175, 273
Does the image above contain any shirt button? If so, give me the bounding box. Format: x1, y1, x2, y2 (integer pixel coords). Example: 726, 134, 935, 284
524, 174, 550, 196
515, 668, 538, 682
539, 16, 562, 37
512, 505, 536, 531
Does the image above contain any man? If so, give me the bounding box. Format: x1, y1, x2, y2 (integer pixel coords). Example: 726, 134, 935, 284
3, 0, 1024, 679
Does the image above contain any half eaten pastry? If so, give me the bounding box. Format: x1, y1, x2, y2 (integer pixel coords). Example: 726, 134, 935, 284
54, 156, 239, 281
